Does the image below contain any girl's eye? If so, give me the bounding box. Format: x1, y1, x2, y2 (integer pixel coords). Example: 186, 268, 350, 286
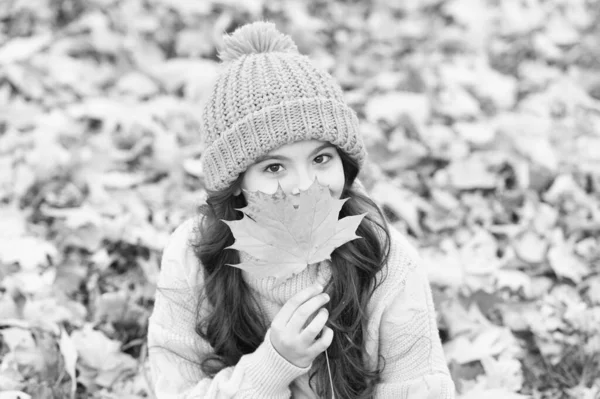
264, 164, 283, 173
314, 154, 332, 164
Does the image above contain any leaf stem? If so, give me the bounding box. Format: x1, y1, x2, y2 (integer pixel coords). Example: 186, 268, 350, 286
325, 349, 335, 399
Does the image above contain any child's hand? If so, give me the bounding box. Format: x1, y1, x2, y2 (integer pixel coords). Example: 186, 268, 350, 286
269, 284, 333, 368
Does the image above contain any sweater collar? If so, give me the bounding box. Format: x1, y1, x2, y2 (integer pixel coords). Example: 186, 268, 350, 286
239, 251, 332, 306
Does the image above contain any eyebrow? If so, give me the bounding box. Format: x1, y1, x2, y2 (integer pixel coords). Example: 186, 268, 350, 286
253, 143, 334, 164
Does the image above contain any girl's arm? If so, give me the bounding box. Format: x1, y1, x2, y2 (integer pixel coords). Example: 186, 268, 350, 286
374, 250, 456, 398
147, 219, 309, 399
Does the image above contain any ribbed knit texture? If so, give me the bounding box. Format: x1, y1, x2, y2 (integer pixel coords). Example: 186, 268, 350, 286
200, 21, 367, 191
147, 217, 456, 398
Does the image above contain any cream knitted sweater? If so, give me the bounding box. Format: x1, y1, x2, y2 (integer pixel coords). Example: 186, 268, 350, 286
147, 217, 456, 398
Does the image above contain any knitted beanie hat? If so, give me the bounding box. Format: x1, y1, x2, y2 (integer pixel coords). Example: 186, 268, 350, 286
200, 21, 367, 192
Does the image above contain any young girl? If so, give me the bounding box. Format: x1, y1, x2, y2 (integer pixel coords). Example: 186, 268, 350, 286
147, 21, 455, 398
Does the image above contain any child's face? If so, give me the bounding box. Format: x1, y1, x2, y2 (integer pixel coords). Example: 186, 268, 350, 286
236, 139, 345, 199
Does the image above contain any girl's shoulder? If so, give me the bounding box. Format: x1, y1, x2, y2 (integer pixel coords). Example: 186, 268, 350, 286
374, 223, 423, 293
162, 216, 201, 258
160, 216, 205, 289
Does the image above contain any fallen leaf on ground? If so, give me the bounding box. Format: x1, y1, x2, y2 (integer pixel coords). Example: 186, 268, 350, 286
71, 324, 137, 388
548, 230, 590, 283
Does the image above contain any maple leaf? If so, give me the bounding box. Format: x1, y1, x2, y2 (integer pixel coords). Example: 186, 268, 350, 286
222, 179, 366, 285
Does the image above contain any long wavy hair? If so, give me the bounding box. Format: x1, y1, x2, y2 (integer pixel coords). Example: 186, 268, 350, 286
192, 148, 392, 398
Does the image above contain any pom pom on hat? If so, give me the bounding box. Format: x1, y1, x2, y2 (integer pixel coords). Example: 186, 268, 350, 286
219, 21, 299, 62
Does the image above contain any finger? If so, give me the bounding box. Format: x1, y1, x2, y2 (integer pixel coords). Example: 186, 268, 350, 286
287, 292, 330, 332
308, 326, 334, 356
271, 284, 323, 327
301, 307, 328, 342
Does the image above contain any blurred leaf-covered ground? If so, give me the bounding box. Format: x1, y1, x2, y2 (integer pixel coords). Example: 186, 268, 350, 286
1, 0, 600, 398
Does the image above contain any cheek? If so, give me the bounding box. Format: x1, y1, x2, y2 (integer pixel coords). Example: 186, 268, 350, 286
319, 160, 345, 197
240, 169, 260, 192
241, 169, 279, 194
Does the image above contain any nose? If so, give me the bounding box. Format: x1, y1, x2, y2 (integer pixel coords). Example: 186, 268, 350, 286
291, 169, 317, 195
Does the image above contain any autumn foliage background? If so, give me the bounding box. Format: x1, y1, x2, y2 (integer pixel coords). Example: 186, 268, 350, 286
1, 0, 600, 398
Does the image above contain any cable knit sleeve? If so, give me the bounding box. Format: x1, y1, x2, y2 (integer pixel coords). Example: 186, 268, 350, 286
374, 241, 456, 398
147, 218, 309, 399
